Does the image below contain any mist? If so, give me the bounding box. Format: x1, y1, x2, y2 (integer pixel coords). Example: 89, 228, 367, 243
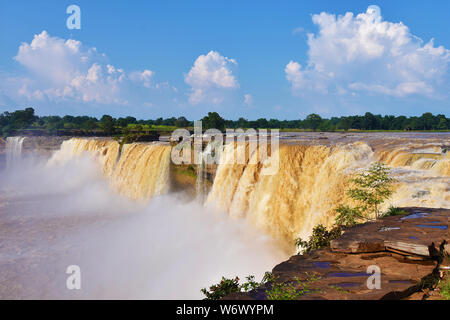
0, 154, 285, 299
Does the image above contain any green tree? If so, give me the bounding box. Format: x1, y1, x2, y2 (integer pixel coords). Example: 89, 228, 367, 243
437, 118, 448, 130
419, 112, 434, 130
236, 117, 248, 129
202, 112, 226, 131
295, 225, 342, 254
175, 116, 189, 127
340, 117, 351, 131
6, 107, 36, 130
83, 119, 98, 131
335, 162, 396, 226
363, 112, 377, 130
100, 115, 115, 135
304, 114, 322, 131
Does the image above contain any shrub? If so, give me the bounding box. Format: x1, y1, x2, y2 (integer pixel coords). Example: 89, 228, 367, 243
266, 273, 321, 300
295, 224, 342, 254
383, 206, 407, 217
335, 205, 364, 227
201, 277, 241, 300
201, 274, 267, 300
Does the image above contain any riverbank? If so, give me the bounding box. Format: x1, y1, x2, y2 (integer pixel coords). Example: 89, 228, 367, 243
225, 207, 449, 300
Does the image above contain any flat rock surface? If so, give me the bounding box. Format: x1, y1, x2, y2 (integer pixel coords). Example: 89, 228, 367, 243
226, 207, 449, 300
331, 207, 449, 256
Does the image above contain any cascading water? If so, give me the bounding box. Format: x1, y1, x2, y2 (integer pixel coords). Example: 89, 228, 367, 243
206, 142, 374, 251
48, 138, 120, 177
44, 136, 450, 252
0, 137, 284, 299
196, 142, 216, 204
110, 143, 171, 200
1, 133, 449, 298
5, 137, 25, 168
48, 138, 172, 201
206, 139, 450, 252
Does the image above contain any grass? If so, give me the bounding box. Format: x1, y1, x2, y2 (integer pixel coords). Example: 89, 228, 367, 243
383, 206, 408, 217
329, 285, 350, 293
439, 273, 450, 300
126, 123, 178, 132
266, 273, 321, 300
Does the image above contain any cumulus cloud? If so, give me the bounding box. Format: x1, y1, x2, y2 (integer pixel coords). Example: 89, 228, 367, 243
129, 70, 155, 88
286, 5, 450, 98
12, 31, 156, 104
185, 51, 238, 105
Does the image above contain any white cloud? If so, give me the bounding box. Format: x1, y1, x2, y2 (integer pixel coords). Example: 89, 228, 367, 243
12, 30, 156, 104
243, 93, 253, 106
286, 5, 450, 98
292, 27, 304, 35
129, 70, 155, 88
185, 51, 238, 105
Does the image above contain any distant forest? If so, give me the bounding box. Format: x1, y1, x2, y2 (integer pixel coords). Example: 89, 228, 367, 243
0, 107, 449, 137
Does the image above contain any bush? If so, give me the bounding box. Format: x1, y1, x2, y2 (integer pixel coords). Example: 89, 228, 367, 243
266, 279, 306, 300
201, 275, 264, 300
266, 273, 321, 300
295, 224, 342, 254
335, 205, 364, 227
201, 277, 241, 300
383, 206, 407, 217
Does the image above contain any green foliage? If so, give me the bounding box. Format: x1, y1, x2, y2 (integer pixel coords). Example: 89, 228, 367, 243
295, 224, 342, 254
201, 112, 226, 132
1, 108, 448, 138
239, 275, 260, 293
329, 285, 350, 293
82, 119, 98, 131
335, 205, 364, 227
0, 107, 36, 136
348, 162, 396, 219
335, 162, 396, 226
100, 115, 115, 135
440, 274, 450, 300
201, 277, 241, 300
201, 274, 267, 300
382, 206, 407, 217
175, 116, 190, 128
304, 113, 322, 131
201, 271, 323, 301
266, 273, 321, 300
266, 279, 306, 300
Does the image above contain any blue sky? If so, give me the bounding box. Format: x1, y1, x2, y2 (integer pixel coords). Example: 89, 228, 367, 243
0, 0, 449, 120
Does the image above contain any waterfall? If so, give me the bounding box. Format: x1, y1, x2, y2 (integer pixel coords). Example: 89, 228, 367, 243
206, 140, 450, 252
45, 137, 449, 252
48, 138, 121, 177
6, 137, 26, 168
196, 142, 215, 204
206, 142, 373, 251
48, 138, 171, 201
110, 143, 171, 200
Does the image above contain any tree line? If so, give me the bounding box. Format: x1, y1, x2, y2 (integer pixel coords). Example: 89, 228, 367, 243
0, 108, 448, 137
